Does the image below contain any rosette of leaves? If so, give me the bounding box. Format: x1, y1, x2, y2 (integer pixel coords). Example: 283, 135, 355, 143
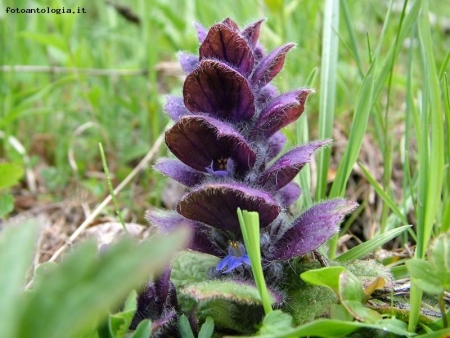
142, 18, 358, 333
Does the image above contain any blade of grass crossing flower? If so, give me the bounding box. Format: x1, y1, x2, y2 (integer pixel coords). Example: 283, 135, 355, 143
237, 209, 272, 315
99, 143, 128, 233
315, 0, 339, 201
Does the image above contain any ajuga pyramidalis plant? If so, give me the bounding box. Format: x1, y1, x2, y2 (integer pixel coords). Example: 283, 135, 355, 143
131, 18, 358, 335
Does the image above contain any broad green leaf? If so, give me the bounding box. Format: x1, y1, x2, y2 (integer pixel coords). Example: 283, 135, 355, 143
0, 193, 15, 217
109, 310, 135, 338
0, 220, 39, 338
181, 280, 281, 305
198, 298, 261, 334
406, 258, 444, 295
339, 271, 381, 323
32, 261, 58, 288
238, 318, 414, 338
0, 163, 24, 190
123, 290, 138, 312
256, 310, 293, 336
171, 251, 219, 288
417, 328, 450, 338
198, 316, 214, 338
300, 266, 345, 294
178, 314, 195, 338
130, 320, 152, 338
329, 304, 353, 321
17, 228, 189, 338
343, 259, 395, 285
430, 233, 450, 291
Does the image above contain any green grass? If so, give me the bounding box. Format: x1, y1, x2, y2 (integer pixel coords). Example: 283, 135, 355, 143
1, 0, 449, 336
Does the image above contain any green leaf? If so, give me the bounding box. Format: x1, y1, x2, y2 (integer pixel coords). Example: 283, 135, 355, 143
109, 310, 135, 338
0, 193, 15, 217
130, 319, 152, 338
178, 314, 195, 338
0, 220, 39, 338
417, 328, 450, 338
33, 261, 58, 288
339, 271, 381, 323
329, 304, 353, 321
430, 233, 450, 291
182, 280, 281, 305
0, 163, 24, 190
300, 266, 345, 294
16, 228, 189, 338
256, 310, 293, 336
406, 258, 444, 295
170, 251, 219, 288
247, 318, 414, 338
198, 316, 214, 338
123, 290, 137, 312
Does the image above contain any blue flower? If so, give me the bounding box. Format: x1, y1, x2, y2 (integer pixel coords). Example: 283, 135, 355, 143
205, 158, 234, 177
216, 241, 251, 273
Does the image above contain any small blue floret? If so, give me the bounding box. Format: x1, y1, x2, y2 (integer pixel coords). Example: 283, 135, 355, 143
216, 242, 251, 273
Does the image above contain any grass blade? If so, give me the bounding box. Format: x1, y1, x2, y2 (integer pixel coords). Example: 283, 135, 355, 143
335, 225, 411, 262
315, 0, 340, 200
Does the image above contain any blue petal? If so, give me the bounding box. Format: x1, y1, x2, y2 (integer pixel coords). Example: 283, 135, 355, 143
205, 161, 228, 177
222, 258, 245, 273
216, 253, 251, 273
216, 255, 233, 271
241, 254, 251, 266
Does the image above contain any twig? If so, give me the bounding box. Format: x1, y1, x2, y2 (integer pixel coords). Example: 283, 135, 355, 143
47, 123, 170, 263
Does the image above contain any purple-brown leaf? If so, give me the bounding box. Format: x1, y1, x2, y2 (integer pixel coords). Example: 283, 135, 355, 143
183, 60, 255, 122
256, 89, 314, 137
200, 24, 254, 76
250, 43, 295, 89
177, 183, 282, 233
165, 115, 256, 174
154, 158, 205, 187
259, 140, 331, 190
165, 96, 190, 122
241, 19, 265, 49
269, 199, 359, 260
